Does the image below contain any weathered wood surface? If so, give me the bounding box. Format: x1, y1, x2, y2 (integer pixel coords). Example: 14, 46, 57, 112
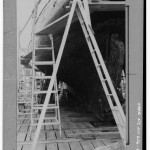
17, 106, 121, 150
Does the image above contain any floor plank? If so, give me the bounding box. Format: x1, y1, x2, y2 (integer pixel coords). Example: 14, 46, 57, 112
25, 132, 31, 141
73, 129, 84, 134
69, 141, 83, 150
38, 132, 46, 141
17, 144, 22, 150
23, 119, 30, 124
101, 139, 113, 145
55, 130, 66, 139
65, 129, 74, 138
45, 124, 53, 130
47, 143, 58, 150
80, 140, 95, 150
75, 123, 86, 129
82, 122, 93, 128
17, 105, 118, 150
46, 131, 56, 140
22, 144, 45, 150
17, 125, 22, 132
90, 139, 105, 148
58, 142, 70, 150
17, 132, 27, 142
25, 131, 46, 141
19, 125, 30, 132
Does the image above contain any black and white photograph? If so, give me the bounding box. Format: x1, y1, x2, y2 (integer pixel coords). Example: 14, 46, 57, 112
3, 0, 144, 150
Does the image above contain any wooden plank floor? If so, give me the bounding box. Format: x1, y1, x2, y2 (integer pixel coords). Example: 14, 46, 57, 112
17, 106, 124, 150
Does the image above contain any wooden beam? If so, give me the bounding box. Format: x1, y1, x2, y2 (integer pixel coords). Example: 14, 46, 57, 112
94, 142, 124, 150
88, 1, 125, 5
35, 13, 69, 34
35, 1, 125, 35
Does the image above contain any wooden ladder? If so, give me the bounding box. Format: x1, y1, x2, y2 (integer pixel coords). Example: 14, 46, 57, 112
76, 0, 126, 147
30, 34, 61, 139
31, 0, 126, 149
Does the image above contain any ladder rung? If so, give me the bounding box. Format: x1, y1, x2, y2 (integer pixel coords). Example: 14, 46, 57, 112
33, 90, 57, 94
97, 64, 101, 67
19, 90, 31, 93
107, 94, 113, 96
34, 47, 53, 50
112, 107, 119, 111
18, 101, 31, 104
86, 35, 90, 40
33, 76, 52, 79
19, 68, 32, 71
17, 113, 31, 115
19, 108, 31, 110
32, 117, 57, 120
116, 123, 125, 127
33, 104, 57, 107
19, 79, 31, 82
33, 61, 55, 65
17, 117, 30, 119
91, 49, 96, 53
31, 121, 60, 126
101, 79, 107, 82
19, 57, 25, 60
32, 106, 59, 109
18, 48, 32, 51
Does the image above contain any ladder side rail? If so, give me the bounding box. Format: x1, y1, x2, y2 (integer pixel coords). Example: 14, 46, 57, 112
31, 1, 77, 150
50, 34, 57, 106
31, 0, 39, 130
113, 110, 126, 146
76, 8, 126, 142
49, 34, 61, 134
50, 34, 59, 106
77, 0, 125, 123
17, 30, 21, 116
82, 0, 91, 26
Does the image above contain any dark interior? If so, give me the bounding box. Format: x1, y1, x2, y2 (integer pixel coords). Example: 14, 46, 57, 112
22, 10, 125, 121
